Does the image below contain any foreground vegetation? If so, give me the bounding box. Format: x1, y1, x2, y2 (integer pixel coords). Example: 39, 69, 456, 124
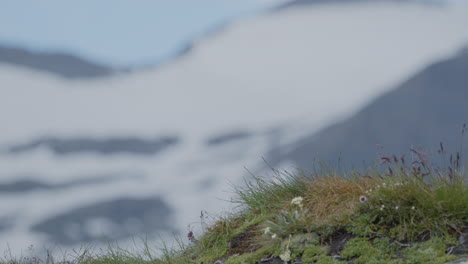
3, 149, 468, 264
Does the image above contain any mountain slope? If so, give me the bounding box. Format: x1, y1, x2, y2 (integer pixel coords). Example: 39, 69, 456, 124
274, 47, 468, 169
0, 45, 115, 78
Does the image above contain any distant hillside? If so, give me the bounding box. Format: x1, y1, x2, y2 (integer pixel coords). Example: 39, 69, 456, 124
275, 0, 454, 11
0, 45, 115, 79
278, 0, 365, 9
276, 0, 408, 10
273, 47, 468, 169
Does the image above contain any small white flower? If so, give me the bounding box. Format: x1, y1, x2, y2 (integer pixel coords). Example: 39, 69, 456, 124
395, 206, 399, 210
291, 196, 304, 206
359, 195, 368, 203
271, 233, 277, 239
411, 206, 416, 210
380, 204, 385, 211
264, 227, 271, 235
279, 249, 291, 262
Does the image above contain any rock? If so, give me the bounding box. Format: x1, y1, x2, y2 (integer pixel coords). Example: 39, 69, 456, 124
445, 258, 468, 264
452, 232, 468, 255
206, 131, 251, 146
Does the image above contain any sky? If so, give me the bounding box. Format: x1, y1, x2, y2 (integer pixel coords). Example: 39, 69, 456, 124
0, 0, 285, 67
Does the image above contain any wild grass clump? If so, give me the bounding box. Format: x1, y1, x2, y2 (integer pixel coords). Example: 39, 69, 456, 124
351, 148, 468, 241
232, 169, 310, 215
1, 145, 467, 263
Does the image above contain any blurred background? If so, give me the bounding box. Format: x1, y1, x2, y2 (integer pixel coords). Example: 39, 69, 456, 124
1, 0, 467, 257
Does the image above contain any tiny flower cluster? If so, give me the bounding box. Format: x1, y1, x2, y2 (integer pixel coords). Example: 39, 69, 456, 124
376, 203, 416, 211
359, 195, 417, 212
264, 197, 307, 240
279, 249, 291, 262
264, 226, 278, 239
291, 196, 304, 208
364, 182, 405, 194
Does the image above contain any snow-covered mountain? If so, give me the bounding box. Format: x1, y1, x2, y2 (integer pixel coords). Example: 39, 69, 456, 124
1, 0, 468, 255
271, 47, 468, 170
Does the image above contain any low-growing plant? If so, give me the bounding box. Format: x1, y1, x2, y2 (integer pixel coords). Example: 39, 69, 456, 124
1, 144, 466, 264
352, 148, 468, 241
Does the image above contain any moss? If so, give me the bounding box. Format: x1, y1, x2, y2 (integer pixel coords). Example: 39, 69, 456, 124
301, 244, 330, 263
340, 237, 402, 263
282, 233, 320, 259
339, 235, 459, 264
341, 237, 377, 259
372, 237, 399, 258
315, 256, 347, 264
402, 237, 456, 264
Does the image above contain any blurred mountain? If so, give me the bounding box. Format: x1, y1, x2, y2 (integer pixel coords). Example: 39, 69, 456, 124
8, 136, 179, 155
278, 0, 366, 9
272, 47, 468, 169
0, 0, 468, 253
276, 0, 456, 10
277, 0, 407, 9
0, 45, 116, 79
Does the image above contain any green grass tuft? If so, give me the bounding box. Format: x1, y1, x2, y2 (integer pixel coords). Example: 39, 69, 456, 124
2, 151, 467, 264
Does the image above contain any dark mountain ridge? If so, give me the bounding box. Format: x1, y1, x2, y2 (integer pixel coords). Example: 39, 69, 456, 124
272, 47, 468, 170
275, 0, 446, 11
0, 45, 116, 79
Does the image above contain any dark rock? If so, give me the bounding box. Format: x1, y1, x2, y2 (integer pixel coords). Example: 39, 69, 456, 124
31, 197, 175, 245
0, 179, 51, 193
444, 258, 468, 264
327, 231, 354, 256
206, 131, 251, 146
452, 232, 468, 255
228, 225, 260, 255
9, 136, 179, 156
0, 172, 142, 193
0, 45, 116, 79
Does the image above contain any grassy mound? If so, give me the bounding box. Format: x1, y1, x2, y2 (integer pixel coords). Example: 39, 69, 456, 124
3, 152, 468, 264
161, 164, 467, 263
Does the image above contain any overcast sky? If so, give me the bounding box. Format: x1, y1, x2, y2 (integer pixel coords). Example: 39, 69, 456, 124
0, 0, 287, 67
